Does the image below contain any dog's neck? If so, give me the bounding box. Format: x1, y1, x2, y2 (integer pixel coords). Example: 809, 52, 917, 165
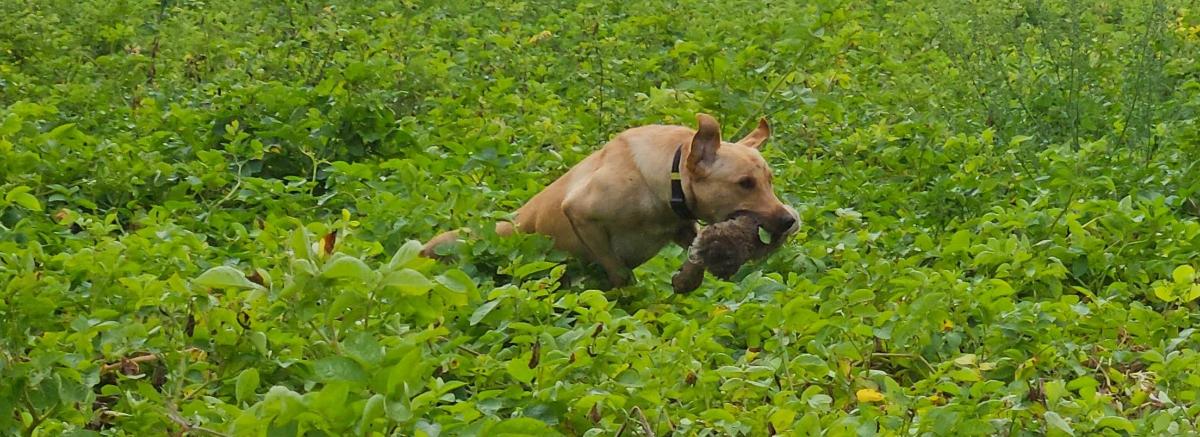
624, 128, 702, 223
669, 144, 699, 221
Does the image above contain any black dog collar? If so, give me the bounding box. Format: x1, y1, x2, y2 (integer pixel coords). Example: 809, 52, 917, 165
670, 145, 697, 221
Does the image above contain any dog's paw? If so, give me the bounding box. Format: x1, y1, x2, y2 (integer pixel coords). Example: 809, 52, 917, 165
606, 269, 635, 289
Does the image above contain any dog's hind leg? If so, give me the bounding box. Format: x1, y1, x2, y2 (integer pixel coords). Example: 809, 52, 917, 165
495, 221, 515, 237
420, 230, 461, 259
420, 221, 516, 259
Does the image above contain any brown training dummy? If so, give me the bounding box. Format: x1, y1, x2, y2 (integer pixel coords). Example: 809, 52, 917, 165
672, 213, 790, 293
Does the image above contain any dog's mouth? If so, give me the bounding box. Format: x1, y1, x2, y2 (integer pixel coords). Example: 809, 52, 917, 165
725, 210, 754, 221
725, 209, 795, 239
723, 210, 768, 233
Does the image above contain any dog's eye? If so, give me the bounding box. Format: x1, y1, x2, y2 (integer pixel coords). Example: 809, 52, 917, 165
737, 177, 756, 190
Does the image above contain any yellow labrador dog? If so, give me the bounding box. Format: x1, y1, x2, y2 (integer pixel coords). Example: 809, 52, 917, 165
422, 114, 799, 288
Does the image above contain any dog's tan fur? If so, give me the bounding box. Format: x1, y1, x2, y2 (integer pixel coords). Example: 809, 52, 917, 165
421, 113, 797, 288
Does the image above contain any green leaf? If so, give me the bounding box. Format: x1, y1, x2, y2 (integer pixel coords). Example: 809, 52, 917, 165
1187, 284, 1200, 302
470, 299, 502, 326
344, 332, 384, 368
1044, 379, 1068, 405
914, 233, 934, 251
358, 393, 386, 435
260, 386, 305, 423
1066, 376, 1099, 393
57, 375, 89, 404
5, 186, 41, 211
310, 381, 350, 419
388, 240, 424, 270
523, 401, 567, 425
577, 290, 609, 310
948, 368, 980, 382
193, 266, 262, 290
0, 113, 20, 136
387, 347, 429, 397
1154, 284, 1175, 302
506, 355, 535, 384
235, 368, 259, 403
322, 255, 374, 282
386, 399, 413, 422
953, 354, 977, 366
313, 356, 368, 384
381, 268, 434, 295
436, 269, 477, 295
290, 227, 313, 260
945, 230, 971, 253
1172, 265, 1195, 284
1043, 412, 1074, 436
847, 289, 874, 304
701, 408, 739, 423
327, 292, 359, 320
513, 261, 557, 279
486, 417, 560, 436
1009, 135, 1032, 146
794, 354, 831, 376
1094, 416, 1135, 433
806, 394, 832, 410
758, 226, 772, 244
769, 407, 797, 432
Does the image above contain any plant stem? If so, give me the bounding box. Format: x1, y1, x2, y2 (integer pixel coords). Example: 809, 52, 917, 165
21, 390, 48, 437
778, 329, 796, 392
1050, 187, 1078, 232
871, 352, 935, 374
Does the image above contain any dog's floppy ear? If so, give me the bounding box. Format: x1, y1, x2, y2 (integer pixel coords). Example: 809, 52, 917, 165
687, 113, 721, 173
737, 117, 771, 149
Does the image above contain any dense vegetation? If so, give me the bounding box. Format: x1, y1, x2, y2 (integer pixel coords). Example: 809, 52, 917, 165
3, 0, 1200, 435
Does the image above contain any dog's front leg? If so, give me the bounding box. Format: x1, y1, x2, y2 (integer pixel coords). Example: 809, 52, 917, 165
562, 195, 632, 288
673, 222, 697, 248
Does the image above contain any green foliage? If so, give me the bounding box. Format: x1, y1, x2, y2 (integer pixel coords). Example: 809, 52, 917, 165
2, 0, 1200, 435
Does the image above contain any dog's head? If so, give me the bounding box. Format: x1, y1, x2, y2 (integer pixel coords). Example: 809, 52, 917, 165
683, 113, 799, 236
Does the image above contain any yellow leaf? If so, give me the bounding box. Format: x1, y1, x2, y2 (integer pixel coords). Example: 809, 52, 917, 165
1154, 284, 1175, 302
187, 347, 207, 362
1189, 284, 1200, 302
527, 30, 552, 44
744, 350, 759, 362
1173, 265, 1195, 284
953, 354, 977, 366
856, 388, 885, 403
940, 319, 954, 332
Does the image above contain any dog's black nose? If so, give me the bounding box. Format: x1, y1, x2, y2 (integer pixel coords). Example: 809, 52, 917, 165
778, 214, 796, 232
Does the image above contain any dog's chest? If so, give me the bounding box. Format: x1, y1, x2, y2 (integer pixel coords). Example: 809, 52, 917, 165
610, 223, 676, 268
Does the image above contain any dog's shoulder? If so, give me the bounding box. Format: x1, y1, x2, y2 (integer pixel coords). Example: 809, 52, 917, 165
617, 124, 694, 138
613, 124, 696, 151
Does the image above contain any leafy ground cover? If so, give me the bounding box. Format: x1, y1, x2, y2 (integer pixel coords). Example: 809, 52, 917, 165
3, 0, 1200, 435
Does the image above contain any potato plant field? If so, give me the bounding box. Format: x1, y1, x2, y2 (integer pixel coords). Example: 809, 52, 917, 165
3, 0, 1200, 435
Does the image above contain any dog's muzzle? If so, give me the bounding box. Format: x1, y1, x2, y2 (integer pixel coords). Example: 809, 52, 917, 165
726, 206, 800, 238
781, 205, 800, 235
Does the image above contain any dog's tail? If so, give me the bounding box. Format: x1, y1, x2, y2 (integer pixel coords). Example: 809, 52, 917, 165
419, 230, 462, 259
419, 221, 516, 259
